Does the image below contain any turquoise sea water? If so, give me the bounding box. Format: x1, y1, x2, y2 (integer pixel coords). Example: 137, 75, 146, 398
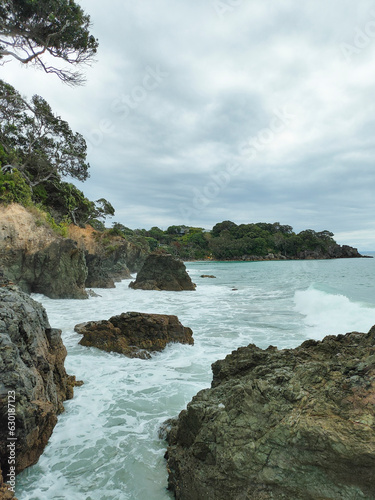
16, 256, 375, 499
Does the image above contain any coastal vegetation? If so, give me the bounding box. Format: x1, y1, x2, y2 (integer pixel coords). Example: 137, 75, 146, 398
107, 221, 356, 261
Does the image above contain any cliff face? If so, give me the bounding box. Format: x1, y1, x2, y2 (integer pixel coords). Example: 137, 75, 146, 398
0, 286, 76, 479
166, 326, 375, 500
0, 204, 148, 298
68, 224, 147, 288
0, 204, 88, 299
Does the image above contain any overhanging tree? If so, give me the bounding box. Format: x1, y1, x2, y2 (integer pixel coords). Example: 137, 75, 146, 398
0, 79, 90, 187
0, 0, 98, 85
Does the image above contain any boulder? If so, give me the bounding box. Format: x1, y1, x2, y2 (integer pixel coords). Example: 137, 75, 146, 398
0, 468, 16, 499
75, 312, 194, 358
129, 253, 196, 291
166, 326, 375, 500
0, 287, 77, 478
200, 275, 216, 278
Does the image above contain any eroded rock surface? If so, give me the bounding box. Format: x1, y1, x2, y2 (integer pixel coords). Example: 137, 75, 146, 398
0, 287, 76, 477
129, 253, 196, 291
166, 326, 375, 500
75, 312, 194, 358
0, 204, 87, 299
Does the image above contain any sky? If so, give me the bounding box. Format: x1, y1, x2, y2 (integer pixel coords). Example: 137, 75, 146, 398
2, 0, 375, 249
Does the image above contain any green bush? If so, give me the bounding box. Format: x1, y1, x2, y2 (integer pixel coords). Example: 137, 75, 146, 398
0, 169, 32, 206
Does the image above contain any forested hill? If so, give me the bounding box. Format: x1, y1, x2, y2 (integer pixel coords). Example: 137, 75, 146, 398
111, 220, 363, 261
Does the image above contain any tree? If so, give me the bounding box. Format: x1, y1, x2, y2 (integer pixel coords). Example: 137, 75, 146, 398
0, 0, 98, 85
0, 79, 90, 188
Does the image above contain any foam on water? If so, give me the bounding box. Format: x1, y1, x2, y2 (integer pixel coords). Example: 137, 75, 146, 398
294, 287, 375, 339
15, 259, 375, 499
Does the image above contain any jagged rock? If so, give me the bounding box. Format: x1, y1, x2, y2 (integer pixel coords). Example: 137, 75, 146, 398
0, 204, 88, 299
0, 287, 77, 478
75, 312, 194, 358
165, 326, 375, 500
129, 253, 196, 291
68, 224, 147, 288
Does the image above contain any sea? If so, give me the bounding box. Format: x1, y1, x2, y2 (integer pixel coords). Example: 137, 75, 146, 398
16, 254, 375, 500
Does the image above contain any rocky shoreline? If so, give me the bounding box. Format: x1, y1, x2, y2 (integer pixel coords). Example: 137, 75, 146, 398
165, 325, 375, 500
0, 286, 80, 497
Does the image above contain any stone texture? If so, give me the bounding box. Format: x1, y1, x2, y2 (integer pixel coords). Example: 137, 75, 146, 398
166, 326, 375, 500
0, 204, 87, 299
75, 312, 194, 358
0, 287, 77, 477
129, 253, 196, 291
68, 224, 147, 289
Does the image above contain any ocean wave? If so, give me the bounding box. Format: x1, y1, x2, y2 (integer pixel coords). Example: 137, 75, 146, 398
294, 287, 375, 339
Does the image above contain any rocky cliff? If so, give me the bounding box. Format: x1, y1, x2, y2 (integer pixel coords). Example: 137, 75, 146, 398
68, 224, 147, 288
0, 286, 77, 481
129, 253, 196, 291
0, 204, 149, 298
0, 204, 88, 299
166, 326, 375, 500
75, 312, 194, 359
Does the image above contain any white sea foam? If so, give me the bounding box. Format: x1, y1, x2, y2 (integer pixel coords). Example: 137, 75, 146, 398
16, 259, 375, 499
294, 287, 375, 339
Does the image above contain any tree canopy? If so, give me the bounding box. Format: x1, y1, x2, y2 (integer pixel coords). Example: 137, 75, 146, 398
0, 0, 98, 85
0, 79, 90, 187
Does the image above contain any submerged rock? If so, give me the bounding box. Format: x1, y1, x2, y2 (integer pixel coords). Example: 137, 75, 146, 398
0, 287, 77, 478
166, 326, 375, 500
129, 253, 196, 291
75, 312, 194, 358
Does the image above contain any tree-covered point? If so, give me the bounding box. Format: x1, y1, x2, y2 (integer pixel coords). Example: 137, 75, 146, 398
106, 220, 340, 261
0, 0, 98, 85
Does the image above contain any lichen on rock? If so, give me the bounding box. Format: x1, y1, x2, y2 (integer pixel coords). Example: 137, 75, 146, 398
165, 326, 375, 500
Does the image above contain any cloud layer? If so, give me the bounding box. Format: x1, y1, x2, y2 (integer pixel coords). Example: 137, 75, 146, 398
3, 0, 375, 249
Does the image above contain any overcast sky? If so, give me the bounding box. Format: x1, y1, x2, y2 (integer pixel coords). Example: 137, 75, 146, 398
3, 0, 375, 249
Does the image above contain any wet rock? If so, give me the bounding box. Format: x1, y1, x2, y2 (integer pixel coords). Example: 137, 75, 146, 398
0, 287, 76, 477
75, 312, 194, 358
166, 326, 375, 500
129, 253, 196, 291
200, 275, 216, 278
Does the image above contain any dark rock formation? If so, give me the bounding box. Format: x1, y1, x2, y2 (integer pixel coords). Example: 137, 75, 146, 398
68, 225, 147, 289
2, 239, 88, 299
129, 253, 196, 291
297, 243, 363, 260
0, 287, 77, 478
0, 205, 88, 299
200, 275, 216, 278
166, 326, 375, 500
75, 312, 194, 358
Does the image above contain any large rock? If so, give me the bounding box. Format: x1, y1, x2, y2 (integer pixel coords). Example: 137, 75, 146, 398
166, 326, 375, 500
75, 312, 194, 358
0, 286, 77, 478
0, 204, 88, 299
68, 224, 147, 288
129, 253, 196, 291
